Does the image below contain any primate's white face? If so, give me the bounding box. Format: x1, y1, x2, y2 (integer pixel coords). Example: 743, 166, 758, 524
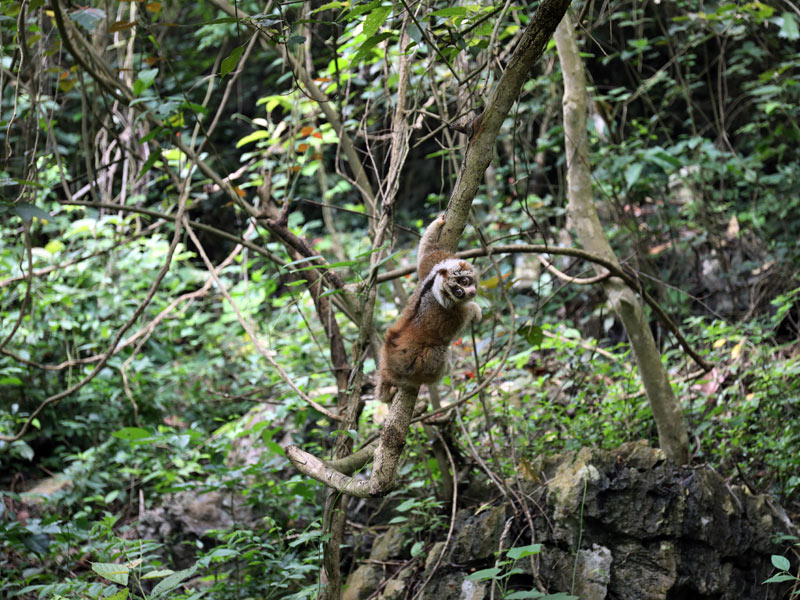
430, 258, 478, 307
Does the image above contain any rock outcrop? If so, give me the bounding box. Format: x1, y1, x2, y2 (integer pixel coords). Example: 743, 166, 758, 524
343, 441, 795, 600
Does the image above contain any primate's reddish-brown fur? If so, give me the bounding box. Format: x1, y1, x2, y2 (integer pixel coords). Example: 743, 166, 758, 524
377, 215, 481, 402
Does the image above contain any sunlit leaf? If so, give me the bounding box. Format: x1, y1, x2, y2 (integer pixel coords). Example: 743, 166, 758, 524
364, 5, 391, 38
92, 562, 129, 586
221, 45, 244, 78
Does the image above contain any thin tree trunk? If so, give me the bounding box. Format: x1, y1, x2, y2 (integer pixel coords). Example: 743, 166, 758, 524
554, 12, 690, 464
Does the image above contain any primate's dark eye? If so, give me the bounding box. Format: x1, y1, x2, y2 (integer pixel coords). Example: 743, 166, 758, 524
453, 288, 464, 298
458, 276, 471, 286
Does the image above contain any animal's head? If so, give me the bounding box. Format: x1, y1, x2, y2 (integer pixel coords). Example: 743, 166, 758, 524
431, 259, 478, 308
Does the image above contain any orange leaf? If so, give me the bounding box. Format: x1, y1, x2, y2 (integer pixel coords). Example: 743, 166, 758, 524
298, 143, 310, 152
300, 126, 315, 137
311, 152, 323, 160
312, 132, 323, 139
290, 165, 301, 173
314, 77, 332, 83
146, 2, 161, 12
109, 21, 136, 32
233, 187, 246, 197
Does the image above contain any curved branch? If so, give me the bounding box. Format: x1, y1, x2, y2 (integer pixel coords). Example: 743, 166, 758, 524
377, 243, 711, 371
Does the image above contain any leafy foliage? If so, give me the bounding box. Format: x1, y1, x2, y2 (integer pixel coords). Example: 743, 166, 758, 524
1, 0, 799, 597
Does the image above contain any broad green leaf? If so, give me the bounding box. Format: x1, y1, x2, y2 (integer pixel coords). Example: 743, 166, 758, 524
113, 427, 152, 441
12, 440, 34, 461
92, 562, 129, 586
780, 12, 799, 40
13, 202, 50, 222
763, 573, 797, 583
387, 516, 408, 524
364, 5, 391, 38
518, 324, 543, 347
0, 377, 23, 385
133, 68, 158, 96
353, 32, 393, 63
771, 554, 791, 571
142, 569, 175, 580
151, 566, 195, 597
507, 544, 542, 560
345, 0, 380, 21
221, 46, 244, 78
504, 591, 544, 599
465, 567, 501, 581
395, 498, 417, 512
203, 548, 239, 561
625, 163, 643, 190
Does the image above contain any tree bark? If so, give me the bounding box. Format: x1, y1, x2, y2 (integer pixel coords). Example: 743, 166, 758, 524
554, 12, 690, 464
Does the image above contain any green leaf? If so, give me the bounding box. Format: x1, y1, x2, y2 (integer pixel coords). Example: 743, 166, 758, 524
0, 377, 24, 386
780, 12, 799, 40
625, 163, 643, 190
772, 554, 791, 571
151, 566, 196, 597
237, 130, 272, 147
395, 498, 417, 512
763, 573, 797, 583
133, 68, 158, 96
92, 562, 129, 586
504, 591, 544, 599
136, 149, 162, 181
465, 567, 502, 582
429, 7, 467, 17
387, 516, 408, 524
106, 589, 129, 600
507, 544, 541, 560
518, 324, 543, 347
221, 45, 244, 78
142, 569, 175, 580
353, 32, 393, 63
345, 0, 380, 21
12, 440, 34, 461
364, 5, 391, 38
13, 202, 50, 222
313, 1, 347, 13
410, 541, 424, 557
113, 427, 152, 441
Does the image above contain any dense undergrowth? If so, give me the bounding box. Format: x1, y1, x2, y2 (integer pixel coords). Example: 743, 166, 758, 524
2, 0, 800, 597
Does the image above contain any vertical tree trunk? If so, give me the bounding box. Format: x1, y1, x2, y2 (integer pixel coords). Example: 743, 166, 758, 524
554, 12, 690, 464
